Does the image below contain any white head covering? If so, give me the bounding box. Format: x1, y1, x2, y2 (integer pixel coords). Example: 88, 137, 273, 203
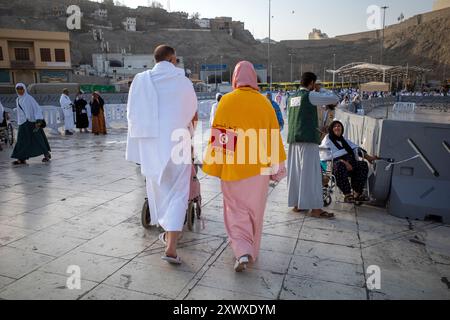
15, 83, 43, 124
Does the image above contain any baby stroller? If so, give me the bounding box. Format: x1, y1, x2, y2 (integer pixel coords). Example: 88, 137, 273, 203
0, 111, 14, 149
141, 163, 202, 231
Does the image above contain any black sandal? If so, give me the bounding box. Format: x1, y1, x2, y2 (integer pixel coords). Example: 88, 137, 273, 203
42, 157, 50, 163
309, 211, 335, 219
344, 195, 355, 203
12, 160, 26, 165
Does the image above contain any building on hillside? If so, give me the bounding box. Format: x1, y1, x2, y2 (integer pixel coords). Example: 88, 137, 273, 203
210, 17, 233, 32
92, 9, 108, 20
195, 19, 211, 29
433, 0, 450, 11
308, 28, 329, 40
0, 29, 72, 85
92, 53, 184, 78
123, 17, 137, 32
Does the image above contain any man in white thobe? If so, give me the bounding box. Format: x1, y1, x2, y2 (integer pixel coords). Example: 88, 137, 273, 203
126, 45, 197, 265
59, 89, 75, 135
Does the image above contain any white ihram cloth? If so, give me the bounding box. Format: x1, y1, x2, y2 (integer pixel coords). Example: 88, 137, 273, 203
15, 83, 44, 125
126, 61, 197, 231
59, 94, 75, 131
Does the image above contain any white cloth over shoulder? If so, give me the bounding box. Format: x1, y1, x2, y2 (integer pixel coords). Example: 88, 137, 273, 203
15, 83, 44, 126
60, 94, 75, 130
319, 134, 359, 161
126, 61, 198, 183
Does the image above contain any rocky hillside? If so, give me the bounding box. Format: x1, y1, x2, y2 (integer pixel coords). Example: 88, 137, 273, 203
0, 0, 448, 82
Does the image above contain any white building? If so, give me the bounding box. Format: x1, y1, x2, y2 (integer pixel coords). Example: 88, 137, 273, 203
308, 28, 329, 40
92, 9, 108, 19
92, 53, 185, 77
195, 19, 211, 29
123, 17, 137, 32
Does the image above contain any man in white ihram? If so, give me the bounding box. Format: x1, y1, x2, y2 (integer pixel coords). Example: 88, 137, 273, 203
59, 88, 75, 135
126, 45, 197, 265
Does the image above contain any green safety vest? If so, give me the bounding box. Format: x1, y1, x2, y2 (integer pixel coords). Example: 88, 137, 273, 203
287, 89, 320, 145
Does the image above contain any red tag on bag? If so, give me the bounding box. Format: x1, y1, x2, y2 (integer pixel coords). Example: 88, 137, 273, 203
211, 128, 238, 153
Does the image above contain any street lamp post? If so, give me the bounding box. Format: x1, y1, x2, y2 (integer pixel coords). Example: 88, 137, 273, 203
220, 55, 223, 84
288, 53, 295, 82
380, 6, 389, 65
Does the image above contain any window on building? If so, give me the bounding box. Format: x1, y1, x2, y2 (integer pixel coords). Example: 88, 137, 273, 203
0, 47, 3, 61
14, 48, 30, 61
55, 49, 65, 62
40, 48, 52, 62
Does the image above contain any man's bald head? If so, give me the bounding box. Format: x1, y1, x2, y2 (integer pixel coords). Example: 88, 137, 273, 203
154, 45, 176, 64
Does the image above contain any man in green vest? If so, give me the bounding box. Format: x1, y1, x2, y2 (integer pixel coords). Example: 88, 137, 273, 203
287, 72, 339, 219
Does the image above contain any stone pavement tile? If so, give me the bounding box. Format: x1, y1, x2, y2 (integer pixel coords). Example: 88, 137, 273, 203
362, 238, 436, 272
101, 222, 160, 244
367, 267, 450, 300
217, 246, 292, 274
303, 210, 358, 233
0, 225, 35, 246
42, 220, 111, 240
77, 233, 151, 259
194, 220, 227, 238
29, 203, 90, 219
299, 226, 360, 247
185, 284, 268, 300
356, 205, 410, 234
81, 284, 166, 300
295, 240, 363, 265
260, 234, 298, 255
0, 270, 98, 300
0, 276, 15, 290
197, 261, 285, 299
147, 236, 225, 256
0, 191, 26, 202
5, 197, 58, 212
95, 181, 141, 194
0, 246, 54, 279
262, 221, 303, 239
103, 261, 195, 299
280, 275, 367, 300
423, 225, 450, 265
68, 208, 130, 228
1, 212, 64, 231
8, 231, 87, 257
76, 189, 126, 202
0, 203, 30, 217
288, 255, 365, 287
1, 184, 45, 196
39, 250, 128, 283
264, 210, 303, 225
133, 247, 213, 274
61, 195, 108, 208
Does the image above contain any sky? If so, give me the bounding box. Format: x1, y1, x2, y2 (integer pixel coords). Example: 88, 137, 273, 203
115, 0, 435, 40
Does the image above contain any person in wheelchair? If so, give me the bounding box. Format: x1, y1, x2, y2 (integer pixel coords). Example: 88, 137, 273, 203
320, 120, 378, 203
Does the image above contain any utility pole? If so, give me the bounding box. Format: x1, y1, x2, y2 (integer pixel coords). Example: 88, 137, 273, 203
380, 6, 389, 65
289, 53, 295, 82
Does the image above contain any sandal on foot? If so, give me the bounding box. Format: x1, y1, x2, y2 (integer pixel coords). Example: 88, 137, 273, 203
234, 255, 249, 272
161, 255, 182, 265
354, 194, 370, 202
344, 195, 355, 203
308, 211, 335, 219
293, 207, 307, 213
158, 232, 167, 246
42, 157, 50, 163
12, 160, 26, 165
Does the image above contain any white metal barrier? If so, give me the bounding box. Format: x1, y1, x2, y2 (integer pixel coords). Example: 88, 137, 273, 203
393, 102, 416, 113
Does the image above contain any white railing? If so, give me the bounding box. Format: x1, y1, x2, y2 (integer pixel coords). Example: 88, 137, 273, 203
27, 101, 215, 135
393, 102, 416, 113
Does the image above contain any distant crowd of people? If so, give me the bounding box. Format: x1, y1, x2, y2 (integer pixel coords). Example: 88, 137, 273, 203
0, 86, 109, 165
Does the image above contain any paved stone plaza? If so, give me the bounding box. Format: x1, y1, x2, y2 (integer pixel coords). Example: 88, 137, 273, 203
0, 126, 449, 300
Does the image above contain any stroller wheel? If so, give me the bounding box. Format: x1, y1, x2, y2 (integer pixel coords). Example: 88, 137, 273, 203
323, 195, 332, 207
141, 198, 152, 229
7, 123, 14, 146
186, 202, 195, 231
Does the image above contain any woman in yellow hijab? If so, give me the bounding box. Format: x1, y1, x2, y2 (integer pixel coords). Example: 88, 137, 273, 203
203, 61, 287, 272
